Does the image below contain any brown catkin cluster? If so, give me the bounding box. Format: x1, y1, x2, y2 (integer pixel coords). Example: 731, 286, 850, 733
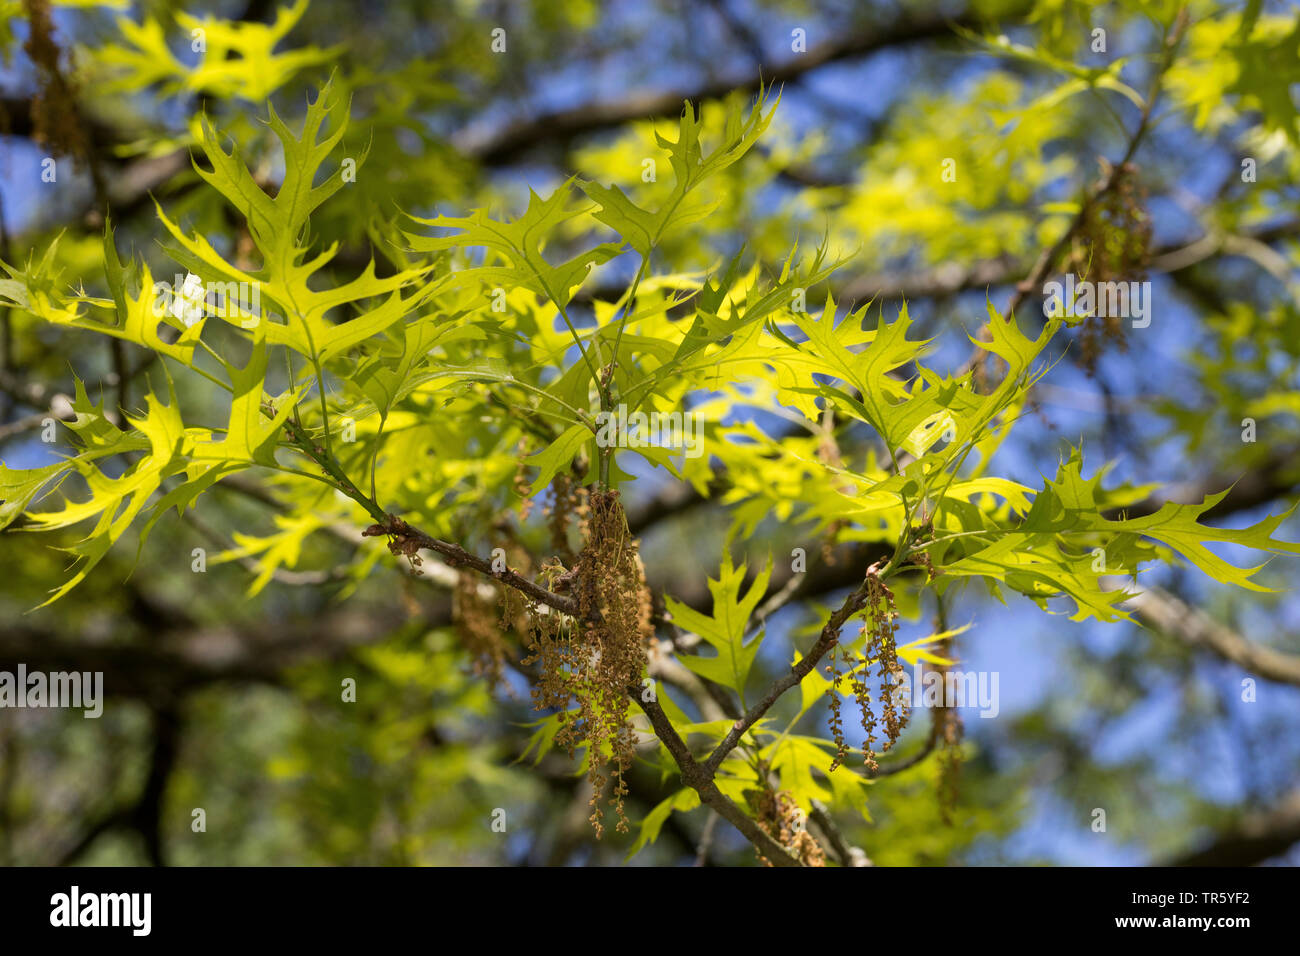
451, 571, 512, 690
826, 642, 850, 771
745, 786, 826, 868
544, 474, 580, 564
497, 567, 529, 637
827, 569, 909, 773
523, 489, 651, 838
1068, 160, 1152, 372
21, 0, 89, 166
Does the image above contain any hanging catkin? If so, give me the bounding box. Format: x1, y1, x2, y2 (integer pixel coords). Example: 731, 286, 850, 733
827, 567, 910, 773
523, 489, 651, 837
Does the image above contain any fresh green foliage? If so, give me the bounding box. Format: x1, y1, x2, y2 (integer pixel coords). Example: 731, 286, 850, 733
95, 0, 337, 101
3, 0, 1298, 867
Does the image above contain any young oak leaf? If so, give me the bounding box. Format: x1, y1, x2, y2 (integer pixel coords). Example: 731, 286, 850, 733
22, 383, 191, 608
160, 81, 433, 361
0, 233, 208, 369
97, 0, 338, 102
626, 788, 701, 860
664, 553, 772, 697
405, 180, 621, 309
1021, 449, 1300, 591
0, 378, 151, 531
943, 448, 1300, 621
577, 85, 777, 258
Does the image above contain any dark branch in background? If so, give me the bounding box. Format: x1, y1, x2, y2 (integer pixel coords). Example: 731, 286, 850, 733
1113, 443, 1300, 523
1165, 790, 1300, 866
0, 606, 428, 703
56, 705, 182, 866
1, 92, 191, 229
1105, 580, 1300, 689
0, 722, 17, 864
131, 705, 182, 867
1, 2, 1029, 242
457, 3, 1033, 165
576, 215, 1300, 319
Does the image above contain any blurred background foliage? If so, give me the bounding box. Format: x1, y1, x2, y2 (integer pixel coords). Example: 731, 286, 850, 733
1, 0, 1299, 865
